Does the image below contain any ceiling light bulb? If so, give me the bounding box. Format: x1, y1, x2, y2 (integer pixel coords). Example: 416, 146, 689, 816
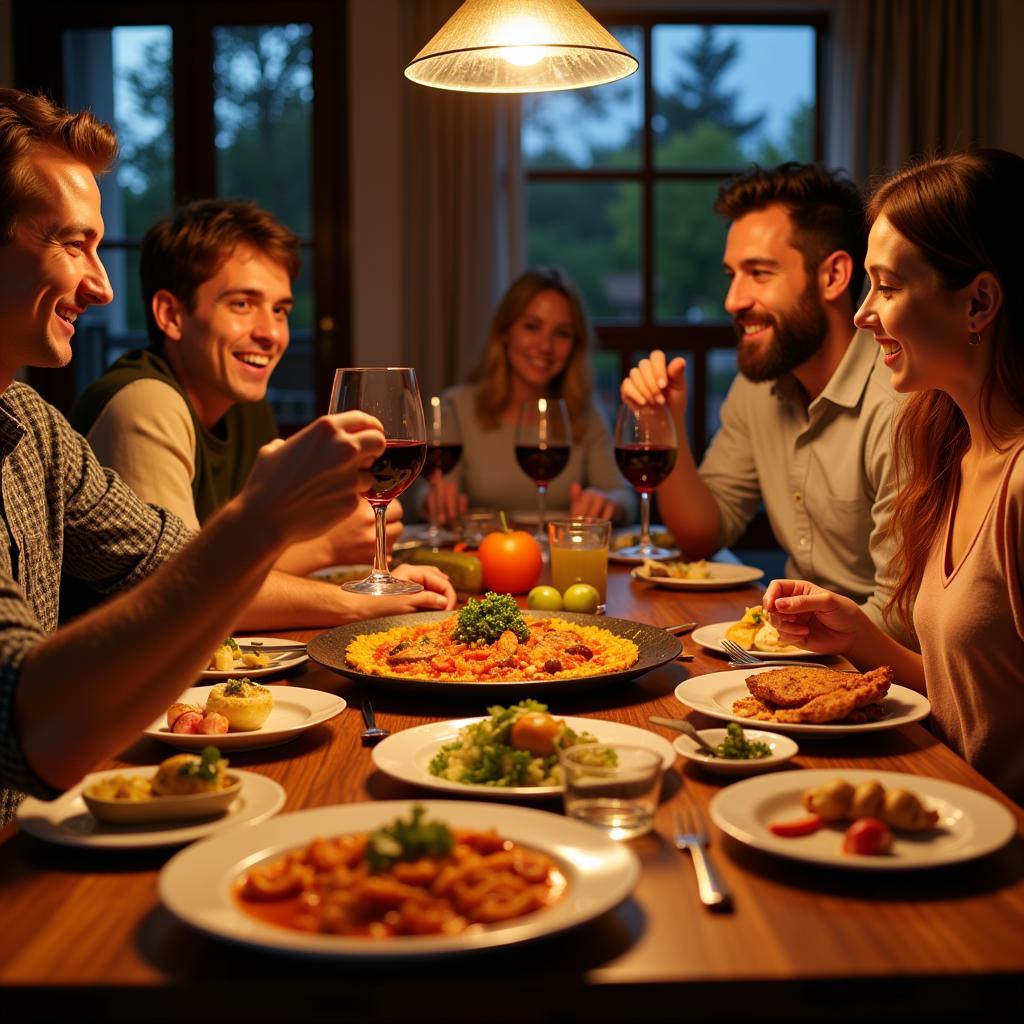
501, 46, 545, 67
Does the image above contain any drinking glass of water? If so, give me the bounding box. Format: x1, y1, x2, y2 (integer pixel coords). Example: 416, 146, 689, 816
560, 743, 663, 841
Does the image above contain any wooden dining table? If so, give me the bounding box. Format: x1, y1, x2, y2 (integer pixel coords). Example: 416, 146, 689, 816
1, 563, 1021, 1022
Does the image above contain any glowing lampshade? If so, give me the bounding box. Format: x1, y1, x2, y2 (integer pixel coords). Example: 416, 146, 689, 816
405, 0, 638, 94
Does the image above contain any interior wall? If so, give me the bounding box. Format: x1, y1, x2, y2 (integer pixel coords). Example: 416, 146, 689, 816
0, 1, 12, 86
994, 0, 1024, 154
347, 0, 405, 367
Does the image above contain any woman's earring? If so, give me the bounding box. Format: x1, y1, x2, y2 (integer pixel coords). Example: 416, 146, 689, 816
968, 322, 981, 347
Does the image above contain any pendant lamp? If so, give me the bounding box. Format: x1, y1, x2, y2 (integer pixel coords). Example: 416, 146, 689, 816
405, 0, 638, 94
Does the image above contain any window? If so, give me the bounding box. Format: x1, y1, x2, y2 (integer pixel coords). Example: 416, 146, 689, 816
522, 13, 823, 451
13, 1, 347, 430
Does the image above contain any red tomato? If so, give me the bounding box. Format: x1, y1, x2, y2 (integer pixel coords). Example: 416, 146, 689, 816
477, 529, 542, 594
842, 817, 893, 855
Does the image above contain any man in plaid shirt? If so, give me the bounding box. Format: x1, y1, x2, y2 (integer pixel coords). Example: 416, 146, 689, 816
0, 89, 452, 826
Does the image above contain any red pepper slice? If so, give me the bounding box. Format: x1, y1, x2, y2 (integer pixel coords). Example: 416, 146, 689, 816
770, 814, 825, 838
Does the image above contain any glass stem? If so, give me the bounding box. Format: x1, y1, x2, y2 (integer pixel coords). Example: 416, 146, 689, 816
373, 502, 390, 575
428, 469, 442, 548
537, 484, 547, 539
430, 470, 441, 531
639, 490, 652, 548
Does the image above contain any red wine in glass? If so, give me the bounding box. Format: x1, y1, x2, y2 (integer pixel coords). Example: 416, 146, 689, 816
329, 367, 426, 595
613, 402, 678, 559
514, 444, 570, 486
422, 442, 463, 477
364, 439, 427, 504
614, 444, 678, 493
515, 398, 572, 550
424, 396, 463, 549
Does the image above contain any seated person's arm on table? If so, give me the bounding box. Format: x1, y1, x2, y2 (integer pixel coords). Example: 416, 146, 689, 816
271, 500, 404, 577
85, 378, 200, 530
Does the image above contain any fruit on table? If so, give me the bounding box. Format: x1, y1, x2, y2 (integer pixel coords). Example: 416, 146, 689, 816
842, 817, 893, 855
527, 585, 564, 611
477, 524, 542, 594
562, 583, 600, 614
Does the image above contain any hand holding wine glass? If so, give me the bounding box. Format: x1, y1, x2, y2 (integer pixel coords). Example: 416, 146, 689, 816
614, 401, 678, 559
515, 397, 571, 549
329, 367, 427, 595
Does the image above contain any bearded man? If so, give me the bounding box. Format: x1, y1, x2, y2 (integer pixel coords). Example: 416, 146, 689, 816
622, 163, 906, 640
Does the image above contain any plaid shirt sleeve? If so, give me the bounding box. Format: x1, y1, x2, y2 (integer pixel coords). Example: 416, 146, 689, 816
0, 384, 193, 825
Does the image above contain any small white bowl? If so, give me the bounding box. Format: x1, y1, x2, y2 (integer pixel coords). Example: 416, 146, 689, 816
673, 728, 798, 776
82, 773, 242, 825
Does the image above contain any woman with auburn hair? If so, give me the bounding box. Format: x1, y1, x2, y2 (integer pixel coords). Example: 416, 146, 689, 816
763, 149, 1024, 799
428, 267, 635, 525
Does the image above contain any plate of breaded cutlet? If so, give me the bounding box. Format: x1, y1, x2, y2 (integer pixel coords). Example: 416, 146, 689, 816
674, 664, 931, 735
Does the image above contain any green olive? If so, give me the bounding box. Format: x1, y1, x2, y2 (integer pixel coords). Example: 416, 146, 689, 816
527, 585, 564, 611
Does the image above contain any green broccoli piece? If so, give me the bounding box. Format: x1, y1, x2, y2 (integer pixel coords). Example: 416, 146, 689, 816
452, 592, 530, 644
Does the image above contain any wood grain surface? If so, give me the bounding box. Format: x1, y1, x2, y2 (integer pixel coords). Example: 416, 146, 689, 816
1, 565, 1021, 1023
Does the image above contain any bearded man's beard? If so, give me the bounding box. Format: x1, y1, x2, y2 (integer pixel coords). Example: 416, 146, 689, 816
735, 280, 828, 382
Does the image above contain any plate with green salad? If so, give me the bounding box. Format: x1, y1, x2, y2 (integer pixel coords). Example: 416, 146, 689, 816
370, 700, 677, 800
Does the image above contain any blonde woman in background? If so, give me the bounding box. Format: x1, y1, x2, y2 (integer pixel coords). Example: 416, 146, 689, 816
427, 267, 635, 525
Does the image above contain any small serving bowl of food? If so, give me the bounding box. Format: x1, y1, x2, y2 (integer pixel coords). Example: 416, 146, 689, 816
673, 723, 798, 777
81, 747, 241, 825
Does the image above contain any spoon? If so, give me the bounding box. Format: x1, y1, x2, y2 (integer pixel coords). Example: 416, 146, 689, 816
360, 699, 390, 744
648, 716, 719, 757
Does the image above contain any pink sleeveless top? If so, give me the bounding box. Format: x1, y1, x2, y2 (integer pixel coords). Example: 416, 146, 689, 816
913, 442, 1024, 801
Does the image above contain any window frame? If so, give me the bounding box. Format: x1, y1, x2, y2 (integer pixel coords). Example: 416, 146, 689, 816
524, 9, 828, 454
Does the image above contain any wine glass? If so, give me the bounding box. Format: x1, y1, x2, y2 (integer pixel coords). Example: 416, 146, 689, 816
423, 395, 463, 550
613, 402, 678, 559
329, 367, 426, 595
515, 397, 571, 550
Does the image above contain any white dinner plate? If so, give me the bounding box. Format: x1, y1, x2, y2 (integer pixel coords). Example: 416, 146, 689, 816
201, 637, 309, 679
691, 621, 815, 658
145, 686, 347, 751
631, 562, 764, 590
710, 769, 1017, 869
674, 668, 931, 736
673, 727, 799, 776
159, 800, 640, 958
371, 716, 677, 800
16, 768, 285, 850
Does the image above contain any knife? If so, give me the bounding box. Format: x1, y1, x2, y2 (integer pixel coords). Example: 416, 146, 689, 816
234, 642, 307, 654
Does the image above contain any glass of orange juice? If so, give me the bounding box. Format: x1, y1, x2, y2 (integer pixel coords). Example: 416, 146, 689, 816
548, 516, 612, 612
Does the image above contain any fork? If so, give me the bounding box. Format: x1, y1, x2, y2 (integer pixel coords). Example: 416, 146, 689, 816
359, 699, 390, 744
674, 803, 732, 911
720, 638, 851, 672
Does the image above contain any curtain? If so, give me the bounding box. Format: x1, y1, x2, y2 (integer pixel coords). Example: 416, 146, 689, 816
399, 0, 524, 400
828, 0, 995, 184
